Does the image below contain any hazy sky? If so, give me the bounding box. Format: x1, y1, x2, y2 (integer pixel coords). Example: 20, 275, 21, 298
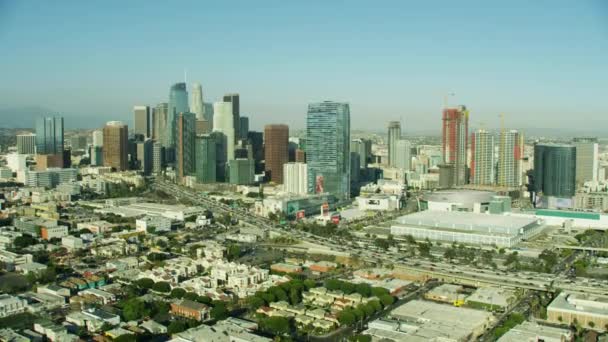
0, 0, 607, 132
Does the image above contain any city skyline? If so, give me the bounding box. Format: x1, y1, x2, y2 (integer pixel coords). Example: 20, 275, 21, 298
1, 1, 607, 132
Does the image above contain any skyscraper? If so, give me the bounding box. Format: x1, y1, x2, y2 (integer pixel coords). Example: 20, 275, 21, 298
213, 102, 235, 161
228, 159, 254, 185
387, 121, 401, 167
239, 117, 249, 141
190, 83, 205, 120
16, 134, 36, 154
195, 134, 216, 183
533, 144, 576, 198
168, 83, 189, 148
572, 137, 599, 186
176, 112, 196, 181
441, 105, 469, 186
35, 116, 64, 155
153, 103, 169, 145
210, 131, 228, 182
470, 129, 495, 185
103, 121, 129, 171
136, 139, 153, 175
351, 138, 371, 170
306, 101, 351, 200
152, 141, 164, 175
133, 105, 151, 138
92, 130, 103, 147
248, 131, 264, 173
497, 130, 524, 187
395, 139, 412, 171
264, 124, 289, 184
284, 162, 308, 195
223, 93, 240, 143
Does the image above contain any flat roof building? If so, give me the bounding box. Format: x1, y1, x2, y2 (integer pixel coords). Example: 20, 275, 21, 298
391, 211, 544, 247
547, 292, 608, 330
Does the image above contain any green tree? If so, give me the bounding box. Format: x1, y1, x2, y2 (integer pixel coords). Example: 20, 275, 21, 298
13, 235, 36, 249
171, 288, 186, 298
379, 294, 395, 307
183, 292, 198, 301
338, 309, 356, 326
325, 279, 342, 291
210, 302, 228, 320
113, 334, 137, 342
122, 298, 149, 321
196, 295, 212, 305
260, 316, 291, 336
355, 283, 372, 297
504, 252, 519, 266
152, 281, 171, 293
247, 296, 266, 310
371, 287, 389, 298
227, 244, 241, 261
167, 320, 187, 334
444, 247, 457, 260
137, 278, 155, 289
289, 288, 301, 305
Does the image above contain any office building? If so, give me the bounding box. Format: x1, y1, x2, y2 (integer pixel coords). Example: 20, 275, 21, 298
25, 168, 78, 189
194, 135, 216, 183
223, 93, 240, 143
133, 105, 150, 138
70, 135, 87, 150
471, 129, 495, 185
248, 131, 264, 173
442, 106, 468, 186
153, 102, 169, 145
295, 149, 306, 163
264, 124, 289, 184
91, 146, 103, 166
35, 116, 64, 155
533, 144, 576, 198
395, 139, 412, 171
350, 151, 361, 182
136, 139, 153, 175
168, 83, 189, 147
239, 117, 249, 140
306, 101, 350, 200
573, 137, 599, 186
92, 130, 103, 147
190, 83, 205, 120
103, 121, 129, 171
351, 138, 371, 170
211, 131, 228, 182
497, 130, 523, 187
152, 142, 164, 175
387, 121, 401, 167
228, 159, 254, 185
195, 120, 211, 135
213, 102, 235, 161
284, 162, 307, 195
16, 134, 36, 154
176, 112, 196, 181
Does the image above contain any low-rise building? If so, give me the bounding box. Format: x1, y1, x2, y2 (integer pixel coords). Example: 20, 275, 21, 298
547, 292, 608, 329
40, 225, 68, 240
497, 321, 572, 342
15, 262, 47, 275
270, 263, 303, 274
356, 194, 401, 211
61, 236, 84, 250
0, 250, 33, 271
169, 320, 271, 342
465, 287, 516, 311
170, 299, 210, 321
0, 294, 28, 318
424, 284, 466, 305
136, 216, 172, 233
309, 261, 337, 274
76, 220, 115, 234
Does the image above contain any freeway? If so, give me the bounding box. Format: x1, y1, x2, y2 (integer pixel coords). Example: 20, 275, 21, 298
555, 245, 608, 253
150, 179, 608, 296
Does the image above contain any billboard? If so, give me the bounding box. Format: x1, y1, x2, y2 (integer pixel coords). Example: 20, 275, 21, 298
296, 210, 305, 220
315, 175, 324, 194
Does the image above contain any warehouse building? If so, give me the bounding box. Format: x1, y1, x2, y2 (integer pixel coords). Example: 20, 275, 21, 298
391, 211, 544, 247
547, 292, 608, 329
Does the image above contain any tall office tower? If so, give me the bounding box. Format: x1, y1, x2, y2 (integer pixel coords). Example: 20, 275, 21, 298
195, 134, 216, 183
497, 130, 524, 187
92, 130, 103, 147
223, 93, 240, 142
103, 121, 129, 171
36, 116, 64, 155
152, 142, 164, 175
306, 101, 351, 200
533, 144, 576, 198
70, 136, 87, 150
295, 149, 306, 163
470, 129, 495, 185
395, 139, 412, 171
351, 138, 370, 170
204, 103, 214, 125
284, 162, 308, 195
213, 102, 235, 161
387, 121, 401, 167
210, 131, 228, 182
573, 137, 599, 186
264, 124, 289, 183
195, 120, 211, 135
35, 116, 64, 169
442, 105, 469, 186
228, 159, 254, 185
239, 117, 249, 140
153, 103, 169, 144
90, 146, 103, 166
133, 106, 151, 138
168, 83, 189, 147
176, 112, 196, 181
350, 152, 360, 182
16, 134, 36, 154
136, 139, 153, 175
190, 83, 205, 120
247, 131, 264, 173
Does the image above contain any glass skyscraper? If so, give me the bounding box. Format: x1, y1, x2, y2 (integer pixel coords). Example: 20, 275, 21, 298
176, 112, 196, 181
195, 134, 216, 183
168, 83, 189, 148
306, 101, 350, 200
533, 143, 576, 198
35, 116, 64, 155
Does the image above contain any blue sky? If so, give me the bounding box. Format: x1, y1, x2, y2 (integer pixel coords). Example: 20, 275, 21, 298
0, 0, 607, 132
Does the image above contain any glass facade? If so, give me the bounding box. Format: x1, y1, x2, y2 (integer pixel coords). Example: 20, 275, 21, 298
176, 112, 196, 181
306, 101, 350, 200
195, 134, 217, 183
35, 116, 64, 155
168, 83, 189, 148
534, 144, 576, 198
